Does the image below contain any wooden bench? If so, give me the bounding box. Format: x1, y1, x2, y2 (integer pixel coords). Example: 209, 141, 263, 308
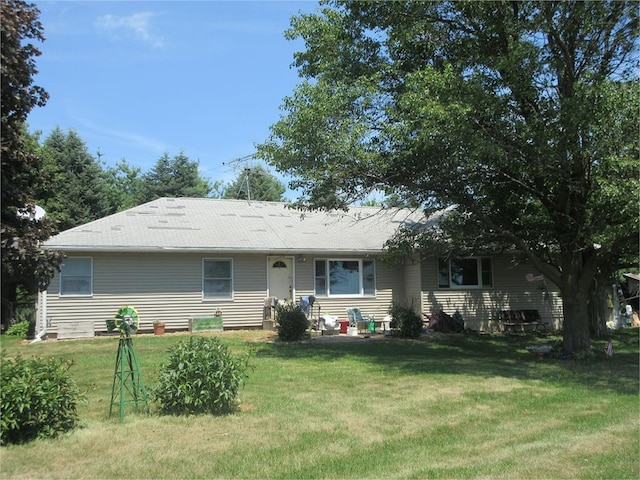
499, 309, 548, 333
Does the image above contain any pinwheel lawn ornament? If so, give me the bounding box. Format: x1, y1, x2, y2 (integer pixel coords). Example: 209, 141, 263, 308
108, 306, 149, 420
106, 305, 140, 336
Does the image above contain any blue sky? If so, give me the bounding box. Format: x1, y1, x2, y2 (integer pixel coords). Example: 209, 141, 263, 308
27, 1, 319, 197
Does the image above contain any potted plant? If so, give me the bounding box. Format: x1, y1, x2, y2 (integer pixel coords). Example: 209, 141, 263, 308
153, 320, 166, 336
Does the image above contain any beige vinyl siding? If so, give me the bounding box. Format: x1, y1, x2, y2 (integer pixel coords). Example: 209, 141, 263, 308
45, 252, 270, 334
421, 255, 563, 331
293, 256, 314, 292
227, 255, 268, 327
43, 252, 403, 335
402, 258, 423, 313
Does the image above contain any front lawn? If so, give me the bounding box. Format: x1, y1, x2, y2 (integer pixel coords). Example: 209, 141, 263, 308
1, 329, 638, 479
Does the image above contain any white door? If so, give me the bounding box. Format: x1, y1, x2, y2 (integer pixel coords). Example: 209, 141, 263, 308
268, 257, 293, 303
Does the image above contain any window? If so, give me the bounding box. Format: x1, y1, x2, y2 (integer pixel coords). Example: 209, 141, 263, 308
203, 259, 233, 300
314, 259, 375, 297
60, 257, 92, 296
438, 257, 492, 288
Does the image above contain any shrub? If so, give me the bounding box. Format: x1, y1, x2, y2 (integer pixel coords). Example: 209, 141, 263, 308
389, 302, 423, 339
276, 303, 309, 341
152, 336, 251, 415
5, 321, 30, 339
1, 355, 81, 445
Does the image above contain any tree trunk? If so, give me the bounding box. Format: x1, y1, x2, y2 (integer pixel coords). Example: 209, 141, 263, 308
562, 295, 591, 354
560, 267, 592, 355
1, 283, 18, 332
588, 275, 610, 338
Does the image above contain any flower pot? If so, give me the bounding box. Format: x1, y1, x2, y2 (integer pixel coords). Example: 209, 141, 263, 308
153, 322, 166, 335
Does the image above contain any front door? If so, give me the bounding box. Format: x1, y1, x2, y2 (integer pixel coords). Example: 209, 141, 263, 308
268, 257, 293, 303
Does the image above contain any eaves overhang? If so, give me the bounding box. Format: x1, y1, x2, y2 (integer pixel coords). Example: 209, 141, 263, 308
41, 245, 386, 255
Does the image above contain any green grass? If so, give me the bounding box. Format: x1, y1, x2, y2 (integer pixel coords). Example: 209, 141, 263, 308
1, 329, 638, 479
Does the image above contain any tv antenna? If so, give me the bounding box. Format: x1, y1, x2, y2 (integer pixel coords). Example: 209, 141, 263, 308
222, 154, 256, 200
239, 168, 253, 201
223, 153, 257, 167
222, 154, 279, 201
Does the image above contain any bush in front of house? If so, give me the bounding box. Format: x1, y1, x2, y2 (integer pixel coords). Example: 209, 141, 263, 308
0, 355, 81, 445
275, 303, 309, 341
152, 336, 251, 415
389, 302, 423, 339
5, 320, 30, 339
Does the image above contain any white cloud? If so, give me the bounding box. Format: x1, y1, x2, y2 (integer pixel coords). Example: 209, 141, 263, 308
96, 12, 165, 48
72, 114, 169, 157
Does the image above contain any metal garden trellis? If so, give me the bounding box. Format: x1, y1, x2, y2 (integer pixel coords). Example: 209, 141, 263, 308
108, 306, 150, 421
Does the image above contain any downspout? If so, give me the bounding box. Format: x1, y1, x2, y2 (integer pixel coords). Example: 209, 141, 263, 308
30, 290, 47, 343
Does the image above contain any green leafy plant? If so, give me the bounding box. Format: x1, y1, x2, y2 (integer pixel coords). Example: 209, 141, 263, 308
152, 336, 252, 415
389, 302, 423, 339
5, 320, 30, 339
0, 355, 81, 445
275, 303, 309, 341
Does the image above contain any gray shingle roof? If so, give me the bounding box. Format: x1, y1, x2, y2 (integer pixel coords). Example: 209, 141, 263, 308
43, 198, 441, 254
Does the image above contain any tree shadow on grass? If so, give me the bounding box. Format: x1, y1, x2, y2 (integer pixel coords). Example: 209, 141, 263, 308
254, 330, 639, 395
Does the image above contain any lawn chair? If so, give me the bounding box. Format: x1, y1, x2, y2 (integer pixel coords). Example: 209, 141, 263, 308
346, 307, 375, 334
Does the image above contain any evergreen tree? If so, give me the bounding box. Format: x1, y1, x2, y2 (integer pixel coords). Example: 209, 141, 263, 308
37, 127, 116, 231
222, 165, 286, 201
140, 152, 212, 202
103, 159, 144, 211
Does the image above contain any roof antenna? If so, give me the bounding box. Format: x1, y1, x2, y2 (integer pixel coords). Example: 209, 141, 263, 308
244, 168, 251, 202
235, 168, 252, 201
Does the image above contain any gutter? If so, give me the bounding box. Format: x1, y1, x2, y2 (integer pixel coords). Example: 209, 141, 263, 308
41, 245, 386, 255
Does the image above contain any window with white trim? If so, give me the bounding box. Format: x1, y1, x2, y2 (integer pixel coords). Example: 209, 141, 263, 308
60, 257, 93, 296
314, 259, 375, 297
203, 259, 233, 300
438, 257, 492, 288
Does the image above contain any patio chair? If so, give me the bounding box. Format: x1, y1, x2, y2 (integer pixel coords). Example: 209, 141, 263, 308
346, 307, 375, 334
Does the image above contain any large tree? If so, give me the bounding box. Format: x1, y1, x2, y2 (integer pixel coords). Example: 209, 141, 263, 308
103, 159, 144, 212
139, 152, 212, 202
1, 0, 61, 327
222, 165, 286, 201
257, 1, 639, 354
37, 127, 116, 231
